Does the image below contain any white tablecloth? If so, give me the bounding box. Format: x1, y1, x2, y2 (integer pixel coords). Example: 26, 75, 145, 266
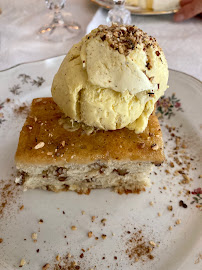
0, 0, 97, 71
0, 1, 202, 81
87, 8, 202, 81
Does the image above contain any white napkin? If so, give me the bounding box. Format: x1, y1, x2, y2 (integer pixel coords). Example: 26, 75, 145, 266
87, 8, 202, 81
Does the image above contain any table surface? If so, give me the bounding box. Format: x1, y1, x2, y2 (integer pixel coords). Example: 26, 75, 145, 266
0, 0, 201, 81
0, 0, 97, 71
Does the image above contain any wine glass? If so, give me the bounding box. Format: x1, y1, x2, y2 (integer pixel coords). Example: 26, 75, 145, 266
38, 0, 81, 42
107, 0, 132, 25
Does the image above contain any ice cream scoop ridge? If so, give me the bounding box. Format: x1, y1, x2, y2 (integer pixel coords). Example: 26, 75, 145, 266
52, 24, 169, 133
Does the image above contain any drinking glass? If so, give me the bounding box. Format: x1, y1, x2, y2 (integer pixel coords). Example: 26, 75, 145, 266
107, 0, 132, 25
38, 0, 81, 42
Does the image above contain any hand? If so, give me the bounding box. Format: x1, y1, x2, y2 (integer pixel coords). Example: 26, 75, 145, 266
174, 0, 202, 22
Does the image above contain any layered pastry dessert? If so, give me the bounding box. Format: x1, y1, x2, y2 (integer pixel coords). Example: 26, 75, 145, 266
126, 0, 138, 6
137, 0, 179, 10
15, 24, 169, 194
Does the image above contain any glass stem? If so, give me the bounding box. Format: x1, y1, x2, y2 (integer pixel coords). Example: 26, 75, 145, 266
114, 0, 125, 6
52, 9, 64, 25
113, 0, 125, 11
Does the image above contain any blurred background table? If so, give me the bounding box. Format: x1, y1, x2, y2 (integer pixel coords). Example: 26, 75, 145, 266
0, 0, 201, 80
0, 0, 97, 71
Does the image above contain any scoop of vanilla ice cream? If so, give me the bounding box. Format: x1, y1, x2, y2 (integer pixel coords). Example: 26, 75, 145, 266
52, 24, 168, 133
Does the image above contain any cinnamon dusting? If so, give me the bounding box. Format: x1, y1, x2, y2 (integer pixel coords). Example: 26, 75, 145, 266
125, 228, 157, 263
0, 179, 21, 218
14, 103, 30, 116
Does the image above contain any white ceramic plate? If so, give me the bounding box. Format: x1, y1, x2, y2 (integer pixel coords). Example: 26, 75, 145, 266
0, 56, 202, 270
90, 0, 178, 15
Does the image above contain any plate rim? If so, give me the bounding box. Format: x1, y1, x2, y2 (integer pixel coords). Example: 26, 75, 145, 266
90, 0, 179, 15
0, 51, 202, 270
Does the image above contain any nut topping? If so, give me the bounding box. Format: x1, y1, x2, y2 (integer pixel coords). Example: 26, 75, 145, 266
34, 142, 45, 149
96, 23, 160, 57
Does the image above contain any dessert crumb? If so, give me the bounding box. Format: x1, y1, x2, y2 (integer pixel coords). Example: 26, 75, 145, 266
42, 263, 50, 270
101, 234, 107, 240
169, 162, 175, 168
39, 219, 44, 224
19, 259, 26, 267
167, 205, 173, 211
19, 205, 24, 210
91, 216, 96, 222
149, 241, 156, 247
169, 226, 173, 231
179, 200, 188, 208
101, 218, 107, 224
56, 255, 61, 261
71, 226, 77, 231
181, 174, 190, 184
67, 253, 72, 258
32, 233, 37, 241
88, 231, 93, 238
176, 219, 181, 225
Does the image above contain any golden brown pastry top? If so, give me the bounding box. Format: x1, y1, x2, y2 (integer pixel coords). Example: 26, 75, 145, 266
15, 98, 164, 166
